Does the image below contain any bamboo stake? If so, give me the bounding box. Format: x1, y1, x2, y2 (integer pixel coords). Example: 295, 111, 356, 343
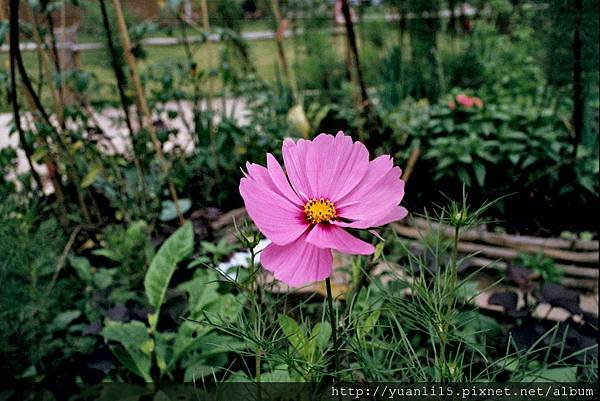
6, 3, 44, 192
401, 146, 420, 184
98, 0, 147, 217
466, 256, 598, 280
409, 217, 598, 251
270, 0, 298, 101
111, 0, 184, 225
9, 0, 93, 223
393, 224, 599, 264
198, 0, 222, 190
23, 1, 64, 127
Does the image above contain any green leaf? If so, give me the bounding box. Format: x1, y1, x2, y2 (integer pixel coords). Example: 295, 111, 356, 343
171, 321, 212, 368
81, 163, 102, 188
521, 367, 577, 383
457, 168, 472, 186
68, 254, 93, 283
110, 345, 152, 382
260, 366, 292, 382
50, 310, 81, 331
160, 199, 192, 221
178, 271, 220, 316
144, 222, 194, 328
204, 293, 246, 323
278, 314, 306, 352
102, 321, 151, 352
473, 163, 486, 187
357, 310, 380, 339
93, 268, 115, 289
307, 322, 331, 361
102, 321, 153, 381
92, 248, 120, 262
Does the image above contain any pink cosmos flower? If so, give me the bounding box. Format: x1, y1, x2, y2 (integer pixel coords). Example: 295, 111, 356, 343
239, 131, 407, 287
456, 94, 475, 108
455, 94, 483, 109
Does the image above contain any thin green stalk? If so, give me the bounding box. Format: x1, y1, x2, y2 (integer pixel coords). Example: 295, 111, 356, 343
449, 225, 460, 303
325, 277, 341, 383
439, 224, 461, 380
247, 248, 261, 384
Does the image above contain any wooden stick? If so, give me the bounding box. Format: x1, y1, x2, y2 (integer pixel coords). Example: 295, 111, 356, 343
407, 243, 598, 291
111, 0, 184, 225
393, 223, 599, 264
401, 146, 420, 184
465, 256, 599, 279
270, 0, 297, 102
410, 217, 598, 251
198, 0, 222, 189
23, 2, 64, 126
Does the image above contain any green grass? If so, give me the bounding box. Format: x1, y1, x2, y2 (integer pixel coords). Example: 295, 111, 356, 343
0, 37, 302, 111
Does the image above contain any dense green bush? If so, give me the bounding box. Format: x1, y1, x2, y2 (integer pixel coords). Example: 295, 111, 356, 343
387, 92, 598, 231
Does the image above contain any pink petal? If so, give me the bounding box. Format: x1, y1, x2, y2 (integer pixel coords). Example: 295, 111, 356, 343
336, 155, 405, 225
282, 132, 370, 201
304, 133, 335, 198
240, 172, 308, 245
282, 138, 313, 199
306, 224, 374, 255
260, 233, 333, 286
266, 153, 303, 206
327, 132, 370, 201
335, 206, 408, 229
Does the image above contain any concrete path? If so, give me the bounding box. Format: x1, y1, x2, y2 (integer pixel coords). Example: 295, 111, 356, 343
0, 98, 249, 193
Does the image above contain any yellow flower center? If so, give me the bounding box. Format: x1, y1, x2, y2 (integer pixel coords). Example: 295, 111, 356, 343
304, 198, 337, 224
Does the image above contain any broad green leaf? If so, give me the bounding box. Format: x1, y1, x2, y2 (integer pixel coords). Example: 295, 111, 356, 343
110, 345, 152, 382
144, 221, 194, 328
521, 367, 577, 383
358, 310, 380, 339
204, 293, 246, 323
102, 321, 153, 381
160, 199, 192, 221
177, 270, 220, 317
171, 321, 212, 368
102, 321, 151, 352
183, 360, 213, 381
260, 367, 292, 382
154, 331, 175, 375
81, 163, 102, 188
457, 168, 472, 187
307, 322, 331, 362
68, 254, 93, 283
92, 248, 120, 262
50, 310, 81, 331
278, 314, 306, 352
93, 268, 115, 289
473, 163, 486, 187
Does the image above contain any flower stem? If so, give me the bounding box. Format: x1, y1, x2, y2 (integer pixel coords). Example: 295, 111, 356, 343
325, 277, 341, 383
440, 224, 460, 380
248, 248, 261, 385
